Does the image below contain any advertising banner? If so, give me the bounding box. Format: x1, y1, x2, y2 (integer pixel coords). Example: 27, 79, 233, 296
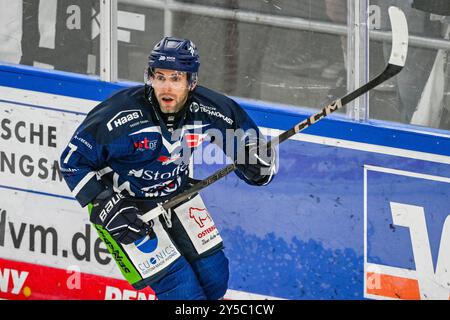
1, 66, 449, 300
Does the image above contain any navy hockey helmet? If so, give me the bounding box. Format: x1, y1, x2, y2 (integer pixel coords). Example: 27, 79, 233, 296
147, 37, 200, 85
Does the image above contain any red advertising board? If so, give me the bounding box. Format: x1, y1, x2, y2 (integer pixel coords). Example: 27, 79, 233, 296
0, 258, 156, 300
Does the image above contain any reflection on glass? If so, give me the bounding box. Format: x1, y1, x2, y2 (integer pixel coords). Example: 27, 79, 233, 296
117, 0, 348, 114
369, 0, 450, 130
1, 0, 448, 131
0, 0, 99, 75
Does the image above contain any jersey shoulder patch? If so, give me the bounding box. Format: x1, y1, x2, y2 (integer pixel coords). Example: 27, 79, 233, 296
190, 86, 238, 126
81, 86, 152, 141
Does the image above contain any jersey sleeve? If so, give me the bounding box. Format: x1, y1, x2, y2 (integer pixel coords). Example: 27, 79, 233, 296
59, 116, 107, 207
214, 96, 276, 186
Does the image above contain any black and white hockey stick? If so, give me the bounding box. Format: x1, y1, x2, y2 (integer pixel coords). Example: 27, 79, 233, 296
140, 6, 408, 223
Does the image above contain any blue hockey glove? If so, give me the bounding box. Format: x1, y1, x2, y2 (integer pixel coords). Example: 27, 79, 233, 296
236, 140, 276, 185
90, 189, 151, 245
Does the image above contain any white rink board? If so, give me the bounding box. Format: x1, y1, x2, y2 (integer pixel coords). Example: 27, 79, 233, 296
0, 86, 124, 277
0, 188, 122, 278
0, 86, 97, 197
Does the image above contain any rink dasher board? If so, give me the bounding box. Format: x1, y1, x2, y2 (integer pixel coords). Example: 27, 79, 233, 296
0, 85, 281, 300
0, 64, 450, 300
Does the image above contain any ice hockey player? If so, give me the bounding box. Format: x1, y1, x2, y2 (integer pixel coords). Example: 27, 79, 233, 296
59, 36, 277, 300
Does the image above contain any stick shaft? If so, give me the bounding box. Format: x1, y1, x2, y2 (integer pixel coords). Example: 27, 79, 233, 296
163, 64, 404, 211
158, 6, 408, 212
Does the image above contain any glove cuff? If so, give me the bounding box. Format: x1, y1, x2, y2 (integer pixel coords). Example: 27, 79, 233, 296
94, 188, 114, 202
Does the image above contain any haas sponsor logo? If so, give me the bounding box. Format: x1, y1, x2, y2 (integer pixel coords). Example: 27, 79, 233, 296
107, 109, 143, 131
189, 207, 211, 228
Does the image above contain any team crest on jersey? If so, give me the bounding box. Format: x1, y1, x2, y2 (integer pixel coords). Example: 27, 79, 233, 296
141, 176, 183, 197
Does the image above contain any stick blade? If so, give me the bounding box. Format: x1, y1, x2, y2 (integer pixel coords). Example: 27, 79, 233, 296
388, 6, 409, 67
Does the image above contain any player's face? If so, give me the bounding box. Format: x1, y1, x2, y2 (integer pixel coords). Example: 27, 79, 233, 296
151, 69, 193, 114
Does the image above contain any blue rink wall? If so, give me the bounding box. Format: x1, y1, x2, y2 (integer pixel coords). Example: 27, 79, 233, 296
1, 64, 449, 300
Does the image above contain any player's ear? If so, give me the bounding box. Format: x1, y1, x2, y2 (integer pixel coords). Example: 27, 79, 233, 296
188, 72, 198, 91
144, 67, 153, 86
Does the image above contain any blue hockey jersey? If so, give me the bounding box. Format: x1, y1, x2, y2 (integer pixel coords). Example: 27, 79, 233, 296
60, 85, 273, 207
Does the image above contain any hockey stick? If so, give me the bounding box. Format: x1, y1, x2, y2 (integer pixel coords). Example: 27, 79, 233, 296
140, 6, 408, 223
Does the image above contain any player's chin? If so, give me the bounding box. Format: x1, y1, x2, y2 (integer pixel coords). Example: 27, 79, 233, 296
160, 102, 178, 113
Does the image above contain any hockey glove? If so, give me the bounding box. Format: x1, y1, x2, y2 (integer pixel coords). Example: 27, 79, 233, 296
90, 189, 151, 245
236, 140, 276, 185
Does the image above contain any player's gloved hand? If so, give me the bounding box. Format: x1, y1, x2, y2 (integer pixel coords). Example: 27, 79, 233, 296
236, 139, 276, 185
90, 189, 150, 245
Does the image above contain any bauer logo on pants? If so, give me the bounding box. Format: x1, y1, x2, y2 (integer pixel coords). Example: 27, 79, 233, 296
174, 194, 223, 255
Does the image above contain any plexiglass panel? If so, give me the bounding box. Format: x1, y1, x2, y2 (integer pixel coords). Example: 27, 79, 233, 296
0, 0, 100, 76
116, 0, 348, 112
368, 0, 450, 130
